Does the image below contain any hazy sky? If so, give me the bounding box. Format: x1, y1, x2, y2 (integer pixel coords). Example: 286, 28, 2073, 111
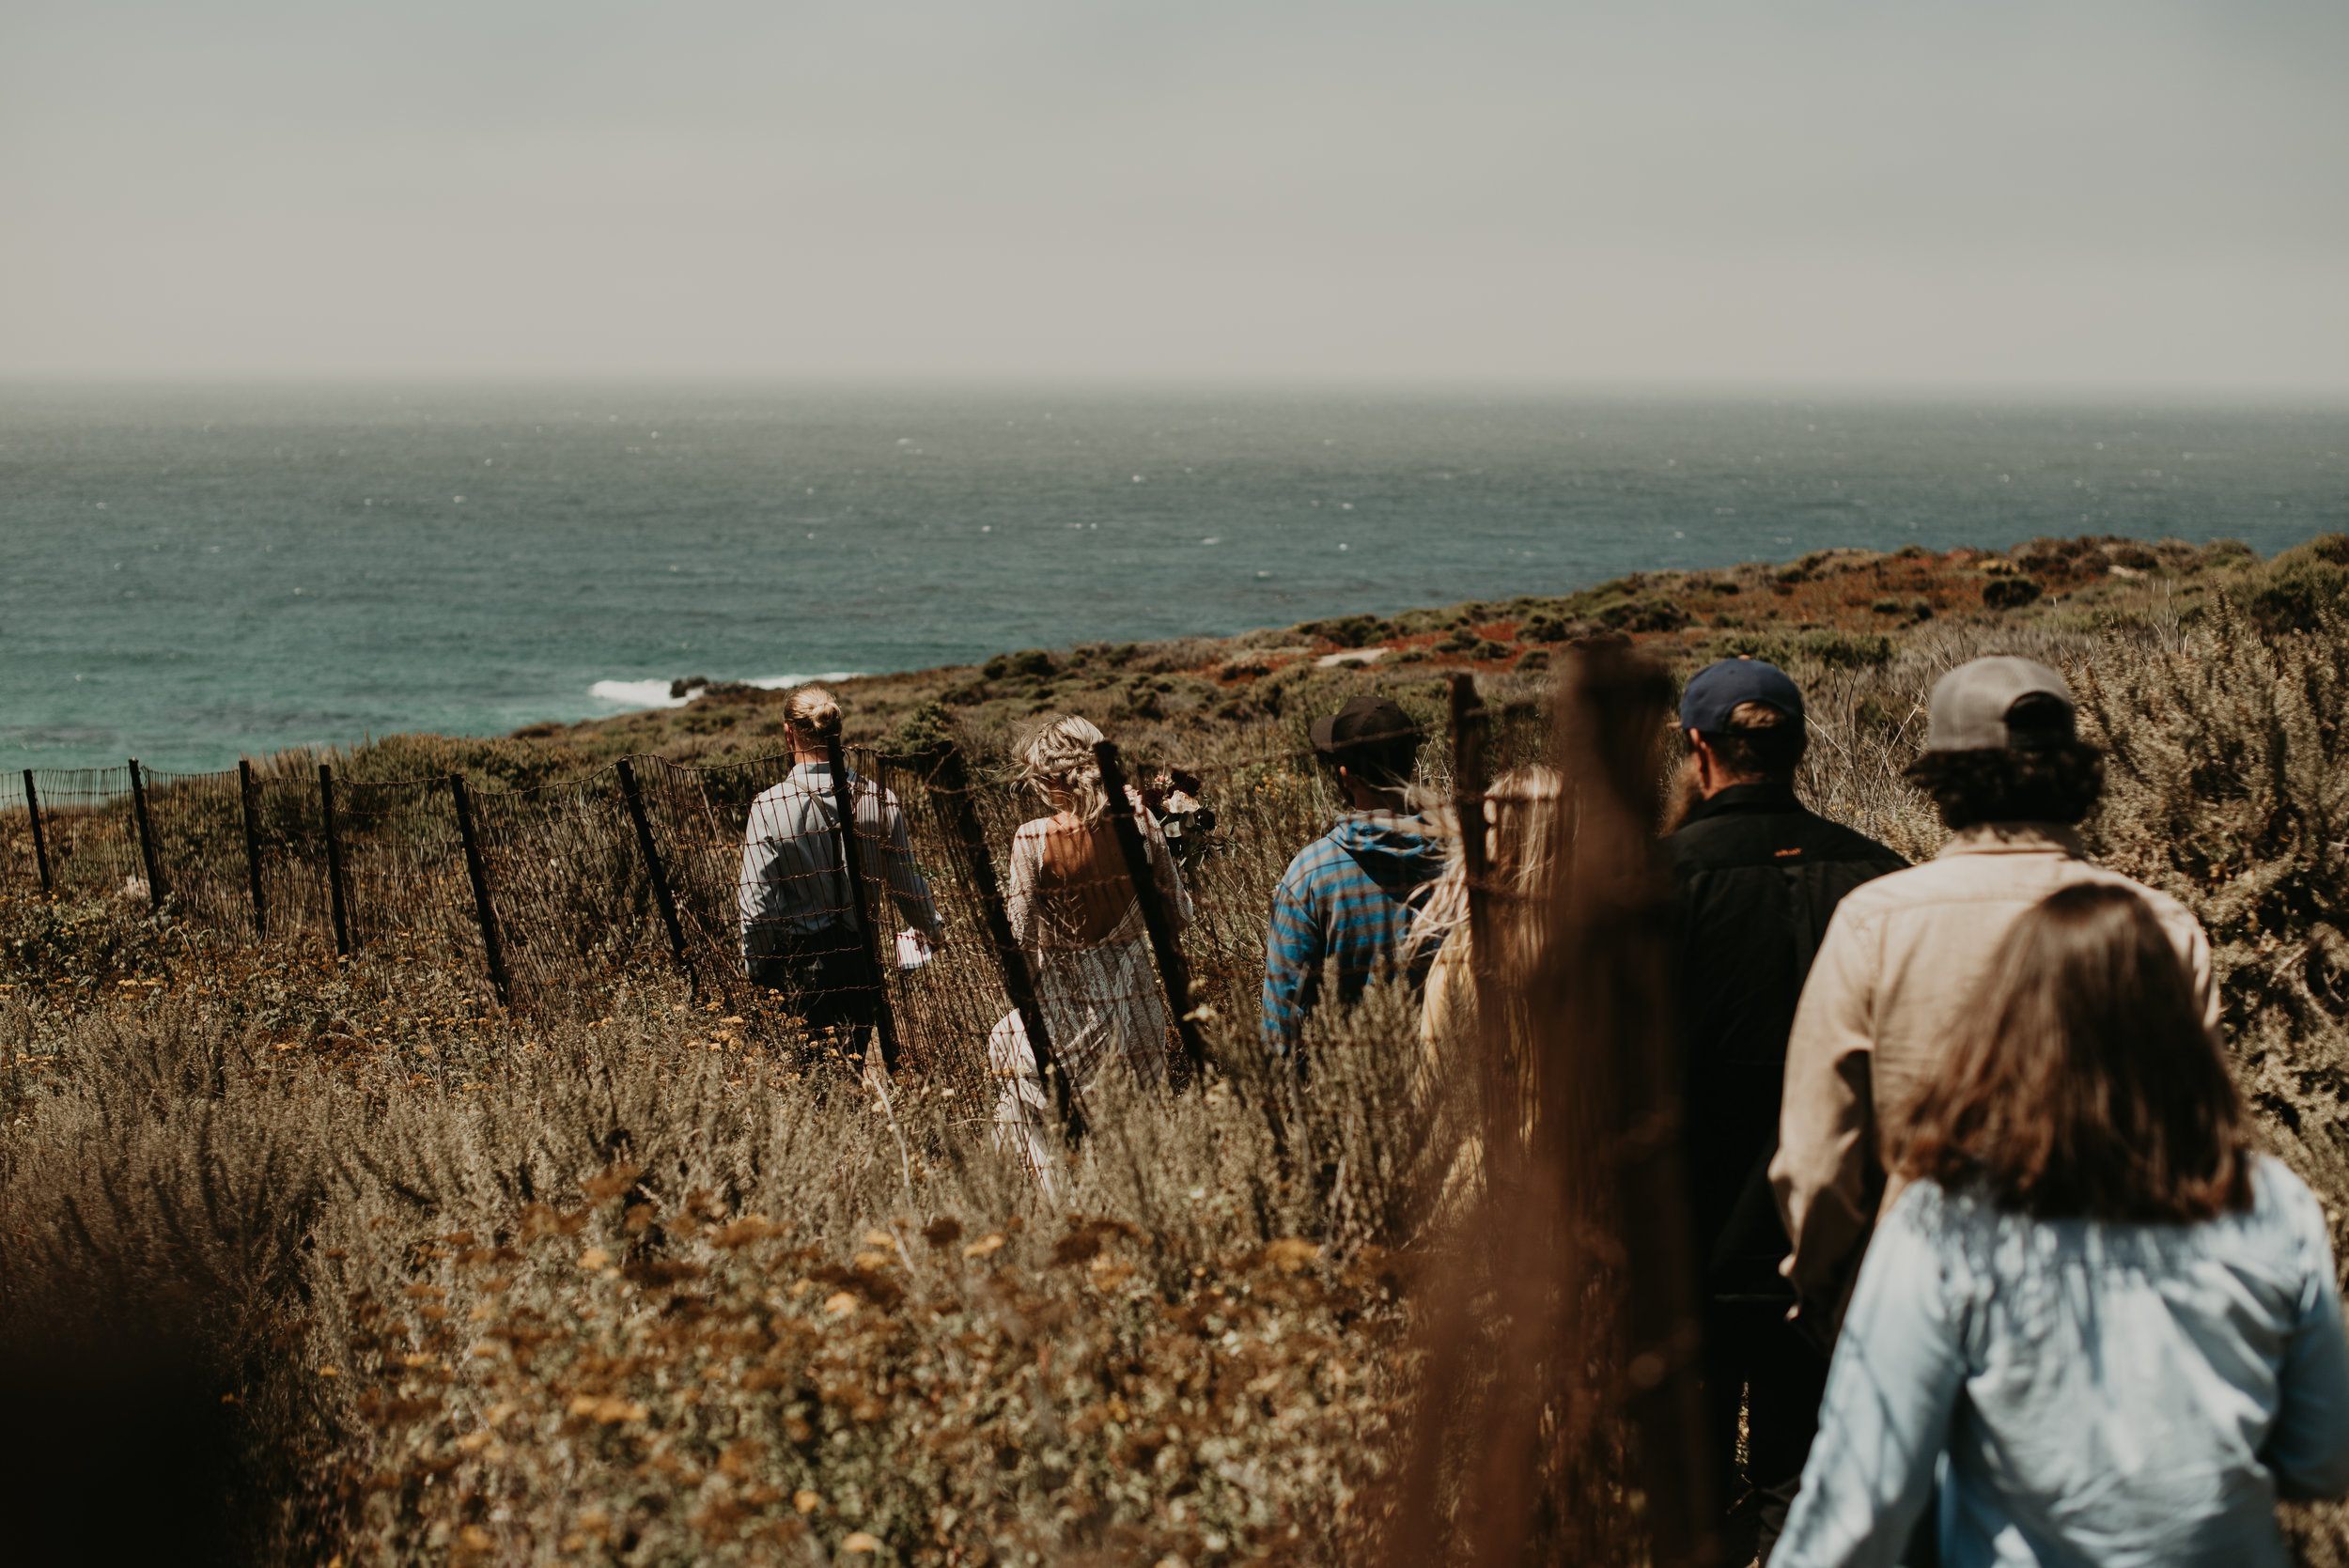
4, 0, 2344, 387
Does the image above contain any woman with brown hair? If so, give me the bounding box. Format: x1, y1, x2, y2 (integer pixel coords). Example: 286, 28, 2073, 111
1775, 882, 2349, 1565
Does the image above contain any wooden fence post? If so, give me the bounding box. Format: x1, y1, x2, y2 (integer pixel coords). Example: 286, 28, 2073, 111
318, 763, 350, 957
1091, 740, 1210, 1083
448, 773, 512, 1007
922, 743, 1085, 1142
238, 759, 268, 939
615, 758, 693, 986
1449, 673, 1512, 1141
127, 758, 167, 912
22, 770, 54, 896
824, 736, 901, 1073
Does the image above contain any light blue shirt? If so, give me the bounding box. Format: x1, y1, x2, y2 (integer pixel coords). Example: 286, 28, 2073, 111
1778, 1157, 2349, 1567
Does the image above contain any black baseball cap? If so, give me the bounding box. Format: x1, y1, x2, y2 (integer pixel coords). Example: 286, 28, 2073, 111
1310, 694, 1422, 753
1680, 658, 1804, 734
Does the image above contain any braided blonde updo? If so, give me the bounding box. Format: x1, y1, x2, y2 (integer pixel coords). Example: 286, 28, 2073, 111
1019, 714, 1111, 823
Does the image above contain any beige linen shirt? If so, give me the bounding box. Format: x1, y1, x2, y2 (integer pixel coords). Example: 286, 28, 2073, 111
1768, 823, 2219, 1331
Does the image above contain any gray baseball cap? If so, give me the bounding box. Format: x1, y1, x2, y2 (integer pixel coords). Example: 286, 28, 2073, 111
1924, 656, 2076, 752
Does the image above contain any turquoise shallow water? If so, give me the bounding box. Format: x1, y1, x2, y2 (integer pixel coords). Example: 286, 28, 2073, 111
3, 385, 2343, 775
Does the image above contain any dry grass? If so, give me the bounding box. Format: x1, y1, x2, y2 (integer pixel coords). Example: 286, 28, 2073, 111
5, 536, 2348, 1564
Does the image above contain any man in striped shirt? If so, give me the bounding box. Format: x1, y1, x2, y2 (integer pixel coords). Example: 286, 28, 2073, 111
739, 689, 941, 1048
1261, 695, 1445, 1055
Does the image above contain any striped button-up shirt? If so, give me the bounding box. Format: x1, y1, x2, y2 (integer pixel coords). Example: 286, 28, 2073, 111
738, 761, 941, 956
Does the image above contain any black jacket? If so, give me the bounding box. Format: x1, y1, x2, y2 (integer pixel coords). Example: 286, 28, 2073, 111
1664, 783, 1906, 1300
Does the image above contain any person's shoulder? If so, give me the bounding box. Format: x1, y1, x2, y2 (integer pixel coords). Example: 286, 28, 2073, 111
1873, 1179, 1975, 1259
2248, 1155, 2329, 1240
853, 769, 903, 807
1279, 829, 1348, 877
2054, 863, 2211, 954
1662, 808, 1781, 876
1664, 802, 1901, 868
2080, 867, 2204, 935
747, 778, 798, 812
1793, 812, 1906, 867
1826, 854, 1960, 919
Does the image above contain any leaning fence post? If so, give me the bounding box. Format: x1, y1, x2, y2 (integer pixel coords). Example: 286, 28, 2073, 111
1449, 673, 1513, 1142
127, 758, 167, 911
923, 742, 1085, 1142
1091, 740, 1211, 1083
448, 773, 512, 1007
824, 736, 901, 1074
318, 763, 351, 957
22, 770, 54, 896
615, 758, 693, 986
238, 759, 268, 939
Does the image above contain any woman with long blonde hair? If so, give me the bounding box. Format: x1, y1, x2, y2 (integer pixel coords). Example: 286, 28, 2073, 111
1405, 764, 1566, 1226
1414, 764, 1565, 1109
989, 715, 1192, 1155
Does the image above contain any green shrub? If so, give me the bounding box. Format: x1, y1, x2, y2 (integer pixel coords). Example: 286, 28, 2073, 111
2244, 536, 2349, 635
980, 649, 1056, 681
1301, 614, 1389, 649
1983, 577, 2042, 611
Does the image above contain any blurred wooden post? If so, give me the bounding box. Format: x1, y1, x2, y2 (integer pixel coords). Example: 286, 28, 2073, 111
127, 759, 166, 911
1092, 740, 1210, 1083
318, 763, 350, 957
22, 770, 54, 896
614, 759, 693, 986
237, 760, 268, 939
923, 742, 1085, 1142
448, 774, 511, 1007
1449, 674, 1514, 1143
1382, 647, 1719, 1568
1562, 644, 1719, 1568
823, 736, 900, 1074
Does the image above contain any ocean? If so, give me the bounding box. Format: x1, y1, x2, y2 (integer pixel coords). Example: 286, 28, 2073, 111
4, 385, 2343, 776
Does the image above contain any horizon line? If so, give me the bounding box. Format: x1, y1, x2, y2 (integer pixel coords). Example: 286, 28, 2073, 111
6, 372, 2349, 407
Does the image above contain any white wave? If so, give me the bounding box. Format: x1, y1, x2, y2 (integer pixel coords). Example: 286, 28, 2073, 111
589, 678, 689, 708
587, 672, 867, 710
745, 672, 863, 690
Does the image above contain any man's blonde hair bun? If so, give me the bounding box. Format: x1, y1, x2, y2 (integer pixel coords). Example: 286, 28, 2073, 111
785, 686, 843, 740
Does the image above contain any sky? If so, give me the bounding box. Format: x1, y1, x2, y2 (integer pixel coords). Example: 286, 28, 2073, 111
3, 0, 2345, 389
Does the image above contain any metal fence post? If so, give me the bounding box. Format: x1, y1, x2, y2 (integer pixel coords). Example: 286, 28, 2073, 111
1091, 740, 1211, 1083
448, 773, 512, 1007
238, 759, 268, 939
22, 770, 54, 896
1449, 673, 1512, 1141
318, 763, 350, 957
823, 736, 901, 1073
127, 758, 167, 911
615, 758, 692, 986
922, 743, 1085, 1142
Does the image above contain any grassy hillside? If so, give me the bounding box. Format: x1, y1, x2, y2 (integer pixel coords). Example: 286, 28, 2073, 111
3, 529, 2347, 1565
492, 531, 2307, 765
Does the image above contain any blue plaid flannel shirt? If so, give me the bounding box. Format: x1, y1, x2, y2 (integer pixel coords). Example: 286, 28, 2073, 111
1261, 813, 1446, 1051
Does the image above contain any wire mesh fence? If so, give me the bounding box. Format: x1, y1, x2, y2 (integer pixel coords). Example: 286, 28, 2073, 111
0, 727, 1450, 1116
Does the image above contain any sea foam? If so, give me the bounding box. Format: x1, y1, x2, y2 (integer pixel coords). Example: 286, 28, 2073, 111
588, 673, 864, 710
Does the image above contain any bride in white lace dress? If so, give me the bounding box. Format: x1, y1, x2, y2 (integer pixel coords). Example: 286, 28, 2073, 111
990, 716, 1191, 1163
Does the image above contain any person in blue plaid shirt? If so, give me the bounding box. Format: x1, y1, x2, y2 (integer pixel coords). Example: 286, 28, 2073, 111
1262, 694, 1446, 1055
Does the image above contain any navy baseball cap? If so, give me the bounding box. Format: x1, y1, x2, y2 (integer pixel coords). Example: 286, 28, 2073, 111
1680, 658, 1804, 734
